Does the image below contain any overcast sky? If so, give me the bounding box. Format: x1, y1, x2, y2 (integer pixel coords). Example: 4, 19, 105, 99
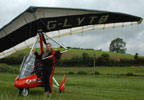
0, 0, 144, 55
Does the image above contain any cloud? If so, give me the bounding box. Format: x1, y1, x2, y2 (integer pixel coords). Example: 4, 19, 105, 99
56, 22, 144, 55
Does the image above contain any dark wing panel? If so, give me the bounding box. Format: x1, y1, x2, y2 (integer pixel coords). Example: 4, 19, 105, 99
0, 6, 142, 58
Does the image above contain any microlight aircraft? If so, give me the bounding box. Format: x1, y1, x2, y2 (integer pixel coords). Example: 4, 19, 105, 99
0, 6, 142, 96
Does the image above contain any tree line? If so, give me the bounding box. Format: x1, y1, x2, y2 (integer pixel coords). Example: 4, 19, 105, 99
0, 37, 143, 67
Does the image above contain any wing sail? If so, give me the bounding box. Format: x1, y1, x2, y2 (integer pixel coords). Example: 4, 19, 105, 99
0, 6, 142, 58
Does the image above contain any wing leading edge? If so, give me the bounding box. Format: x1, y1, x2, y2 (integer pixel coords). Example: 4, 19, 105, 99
0, 6, 142, 58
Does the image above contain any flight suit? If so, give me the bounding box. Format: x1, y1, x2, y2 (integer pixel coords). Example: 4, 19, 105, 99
34, 49, 56, 93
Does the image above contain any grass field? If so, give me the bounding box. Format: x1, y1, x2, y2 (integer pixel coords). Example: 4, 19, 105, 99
0, 67, 144, 100
1, 35, 144, 100
55, 66, 144, 75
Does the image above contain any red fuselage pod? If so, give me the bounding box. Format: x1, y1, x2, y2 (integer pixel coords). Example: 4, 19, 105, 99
14, 74, 42, 88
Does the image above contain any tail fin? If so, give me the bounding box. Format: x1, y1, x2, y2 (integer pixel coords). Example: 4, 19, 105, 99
59, 74, 66, 92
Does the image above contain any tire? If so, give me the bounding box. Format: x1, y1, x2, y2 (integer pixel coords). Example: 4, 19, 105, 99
19, 88, 29, 96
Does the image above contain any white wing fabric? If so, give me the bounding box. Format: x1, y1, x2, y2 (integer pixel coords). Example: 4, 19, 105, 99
0, 6, 142, 58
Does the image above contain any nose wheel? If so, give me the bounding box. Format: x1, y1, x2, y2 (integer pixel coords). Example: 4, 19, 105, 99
18, 88, 29, 96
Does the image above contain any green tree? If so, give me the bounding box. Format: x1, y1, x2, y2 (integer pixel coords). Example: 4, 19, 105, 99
97, 53, 110, 65
82, 53, 89, 61
109, 38, 127, 54
82, 53, 93, 66
134, 53, 138, 60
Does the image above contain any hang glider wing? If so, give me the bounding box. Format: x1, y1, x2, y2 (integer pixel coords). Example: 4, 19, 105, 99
0, 6, 143, 58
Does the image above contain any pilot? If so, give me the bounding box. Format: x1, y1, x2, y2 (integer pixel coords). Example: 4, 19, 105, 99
33, 43, 61, 97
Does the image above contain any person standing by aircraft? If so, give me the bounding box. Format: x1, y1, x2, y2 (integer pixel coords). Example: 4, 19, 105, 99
33, 43, 61, 97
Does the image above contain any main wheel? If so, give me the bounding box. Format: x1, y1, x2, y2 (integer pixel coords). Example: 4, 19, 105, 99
19, 88, 29, 96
